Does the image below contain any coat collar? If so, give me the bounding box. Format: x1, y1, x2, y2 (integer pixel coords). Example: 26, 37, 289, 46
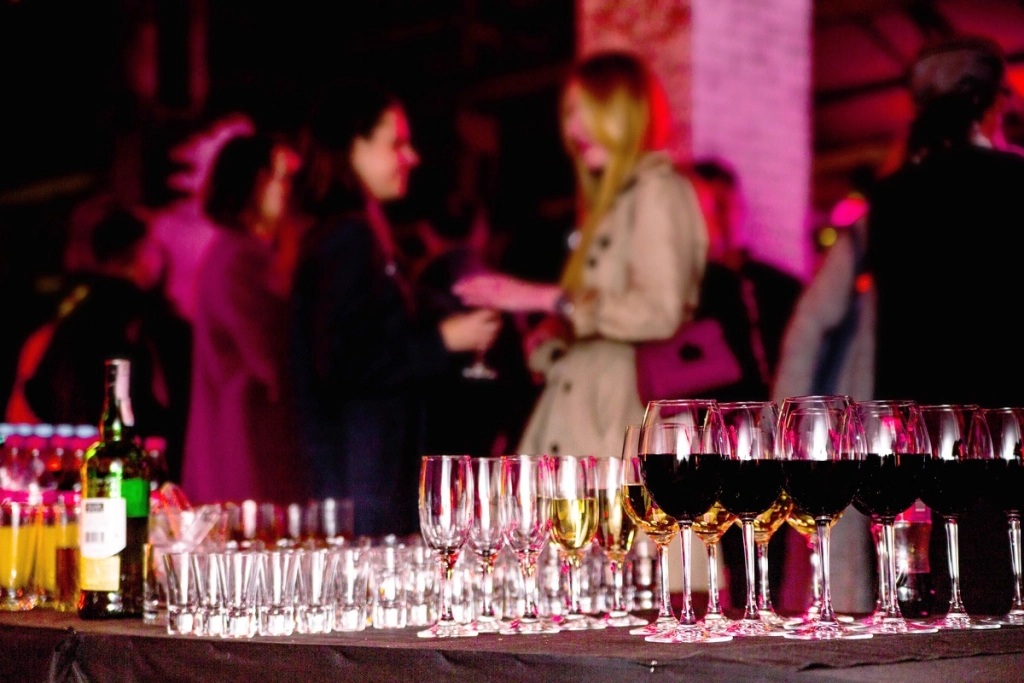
620, 151, 675, 192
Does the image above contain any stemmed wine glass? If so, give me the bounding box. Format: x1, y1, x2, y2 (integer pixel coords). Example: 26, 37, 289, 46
498, 455, 559, 635
919, 404, 999, 630
982, 407, 1024, 626
594, 455, 645, 627
468, 457, 505, 632
777, 396, 870, 640
639, 399, 732, 644
753, 488, 793, 629
418, 455, 478, 638
851, 400, 937, 635
619, 425, 681, 636
693, 502, 736, 633
548, 455, 607, 631
717, 401, 786, 637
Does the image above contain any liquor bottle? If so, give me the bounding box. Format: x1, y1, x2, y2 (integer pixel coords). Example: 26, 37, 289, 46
894, 499, 934, 619
78, 358, 151, 619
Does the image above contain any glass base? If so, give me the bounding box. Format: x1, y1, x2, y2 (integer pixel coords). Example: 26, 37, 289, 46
498, 617, 560, 635
473, 615, 502, 633
933, 613, 1000, 630
555, 613, 607, 631
604, 611, 648, 628
758, 607, 788, 629
646, 623, 733, 644
726, 617, 775, 637
462, 363, 498, 380
418, 621, 479, 638
783, 621, 872, 640
629, 615, 678, 636
702, 612, 734, 633
984, 611, 1024, 627
864, 617, 938, 635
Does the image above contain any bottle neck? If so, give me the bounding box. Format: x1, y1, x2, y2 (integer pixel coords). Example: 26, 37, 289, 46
100, 361, 135, 442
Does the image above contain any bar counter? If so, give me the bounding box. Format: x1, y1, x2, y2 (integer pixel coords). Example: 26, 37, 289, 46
2, 610, 1023, 683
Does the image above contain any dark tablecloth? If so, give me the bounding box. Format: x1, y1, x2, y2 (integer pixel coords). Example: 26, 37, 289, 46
1, 611, 1023, 683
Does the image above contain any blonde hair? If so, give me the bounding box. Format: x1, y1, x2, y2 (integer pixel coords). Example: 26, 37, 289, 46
559, 52, 670, 291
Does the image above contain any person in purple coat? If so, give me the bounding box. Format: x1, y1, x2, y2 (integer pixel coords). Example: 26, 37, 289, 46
181, 133, 310, 505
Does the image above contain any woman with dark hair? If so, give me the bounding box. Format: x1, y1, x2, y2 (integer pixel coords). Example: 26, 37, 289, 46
181, 133, 310, 505
290, 85, 500, 537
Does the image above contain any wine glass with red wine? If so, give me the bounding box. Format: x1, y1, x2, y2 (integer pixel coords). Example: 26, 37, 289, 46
981, 407, 1024, 626
777, 397, 871, 640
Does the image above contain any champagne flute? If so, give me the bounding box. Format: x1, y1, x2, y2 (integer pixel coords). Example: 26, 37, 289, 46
919, 405, 999, 630
594, 456, 644, 627
498, 455, 559, 635
851, 400, 937, 635
717, 400, 786, 637
692, 503, 735, 633
982, 407, 1024, 626
639, 399, 732, 644
620, 425, 680, 636
548, 455, 606, 631
777, 397, 870, 640
753, 489, 792, 628
468, 457, 505, 632
418, 455, 478, 638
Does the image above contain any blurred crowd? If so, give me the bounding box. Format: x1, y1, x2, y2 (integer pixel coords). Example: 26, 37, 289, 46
5, 33, 1024, 617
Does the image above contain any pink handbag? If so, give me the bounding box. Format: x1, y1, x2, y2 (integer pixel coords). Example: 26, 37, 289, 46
635, 318, 743, 405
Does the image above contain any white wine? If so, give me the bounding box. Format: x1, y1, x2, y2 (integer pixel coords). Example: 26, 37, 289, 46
753, 491, 794, 544
693, 502, 736, 544
595, 490, 636, 561
550, 498, 598, 553
623, 484, 679, 544
786, 508, 841, 539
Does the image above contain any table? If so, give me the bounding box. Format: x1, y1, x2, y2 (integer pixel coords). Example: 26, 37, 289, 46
2, 611, 1024, 683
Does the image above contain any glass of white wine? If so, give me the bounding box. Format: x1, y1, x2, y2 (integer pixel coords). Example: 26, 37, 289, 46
692, 502, 736, 633
548, 454, 606, 631
595, 456, 645, 627
753, 489, 793, 630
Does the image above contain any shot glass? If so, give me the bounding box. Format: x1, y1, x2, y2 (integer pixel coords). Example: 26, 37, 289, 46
296, 547, 335, 634
371, 545, 407, 629
192, 551, 224, 637
332, 547, 370, 632
258, 549, 299, 636
163, 551, 199, 635
403, 544, 437, 627
144, 542, 175, 626
0, 501, 38, 611
217, 551, 259, 638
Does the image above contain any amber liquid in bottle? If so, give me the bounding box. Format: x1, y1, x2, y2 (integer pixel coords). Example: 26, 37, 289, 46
78, 358, 151, 619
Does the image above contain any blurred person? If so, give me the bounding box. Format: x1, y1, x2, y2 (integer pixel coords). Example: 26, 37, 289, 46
454, 51, 708, 461
868, 34, 1024, 616
180, 133, 310, 506
290, 85, 501, 537
22, 199, 191, 474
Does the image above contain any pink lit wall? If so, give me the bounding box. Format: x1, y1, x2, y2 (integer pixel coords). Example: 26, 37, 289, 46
579, 0, 813, 280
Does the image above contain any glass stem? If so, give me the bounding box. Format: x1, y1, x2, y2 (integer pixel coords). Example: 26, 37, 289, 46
815, 521, 837, 625
741, 520, 759, 621
480, 555, 497, 619
520, 553, 540, 621
881, 520, 902, 620
705, 541, 723, 616
656, 540, 674, 621
945, 516, 967, 616
609, 556, 627, 614
808, 534, 822, 613
1009, 515, 1024, 613
679, 524, 696, 626
756, 540, 772, 612
439, 550, 458, 625
566, 552, 583, 617
872, 521, 885, 614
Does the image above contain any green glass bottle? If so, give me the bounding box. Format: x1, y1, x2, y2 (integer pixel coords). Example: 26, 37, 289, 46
78, 358, 151, 619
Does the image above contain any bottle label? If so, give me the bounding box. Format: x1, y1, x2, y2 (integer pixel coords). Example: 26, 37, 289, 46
79, 497, 127, 559
80, 555, 121, 592
122, 478, 149, 519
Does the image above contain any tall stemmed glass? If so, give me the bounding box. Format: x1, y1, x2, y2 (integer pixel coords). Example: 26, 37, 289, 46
620, 425, 680, 636
548, 455, 606, 631
982, 407, 1024, 626
753, 488, 792, 628
852, 400, 937, 635
777, 396, 870, 640
717, 401, 786, 637
919, 405, 999, 630
418, 455, 478, 638
693, 503, 736, 633
468, 457, 505, 633
595, 456, 644, 627
498, 455, 559, 635
639, 399, 732, 644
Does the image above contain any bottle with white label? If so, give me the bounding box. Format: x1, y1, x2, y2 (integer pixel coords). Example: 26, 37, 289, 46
78, 358, 151, 619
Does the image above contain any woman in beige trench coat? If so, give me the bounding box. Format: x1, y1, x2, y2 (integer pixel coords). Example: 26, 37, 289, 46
455, 51, 708, 460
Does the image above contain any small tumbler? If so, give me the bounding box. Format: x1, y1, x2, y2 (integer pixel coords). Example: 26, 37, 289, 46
0, 501, 38, 611
192, 551, 225, 636
296, 547, 335, 634
332, 547, 369, 632
217, 551, 259, 638
258, 549, 299, 636
163, 551, 199, 635
371, 545, 407, 629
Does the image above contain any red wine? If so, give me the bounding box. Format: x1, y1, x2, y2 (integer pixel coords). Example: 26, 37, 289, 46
919, 459, 986, 517
638, 453, 722, 523
717, 460, 784, 518
985, 459, 1024, 514
782, 460, 861, 520
854, 453, 928, 520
